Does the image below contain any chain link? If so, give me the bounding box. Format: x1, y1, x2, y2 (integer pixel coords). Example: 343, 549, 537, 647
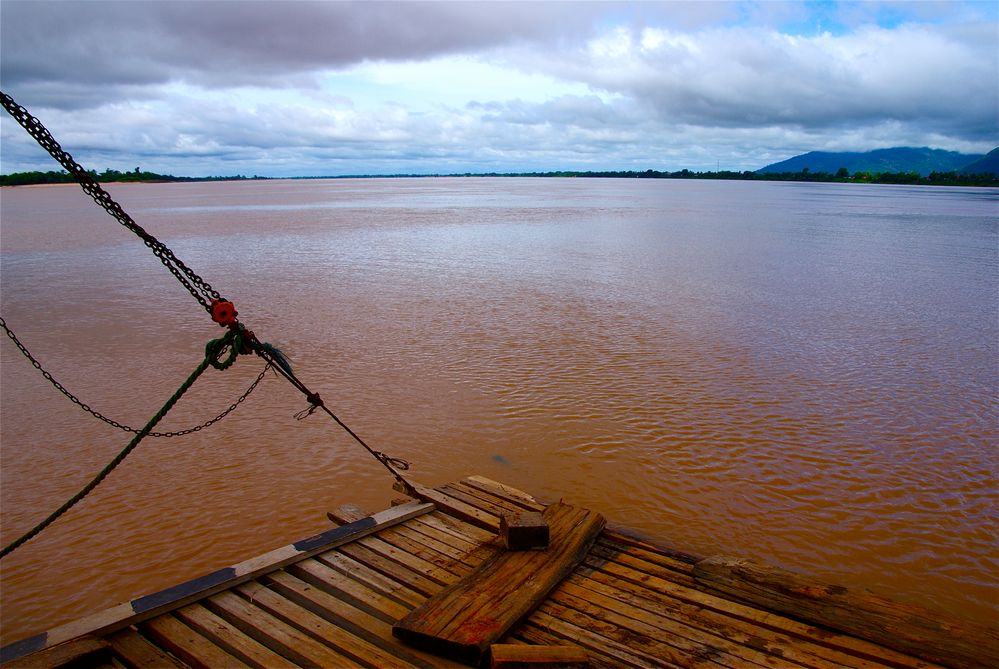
1, 317, 269, 437
0, 91, 220, 311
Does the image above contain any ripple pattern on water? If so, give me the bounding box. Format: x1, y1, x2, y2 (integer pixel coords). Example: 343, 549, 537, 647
2, 179, 996, 643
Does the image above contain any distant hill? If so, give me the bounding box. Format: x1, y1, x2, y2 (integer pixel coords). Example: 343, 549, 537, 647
958, 148, 999, 176
757, 147, 985, 177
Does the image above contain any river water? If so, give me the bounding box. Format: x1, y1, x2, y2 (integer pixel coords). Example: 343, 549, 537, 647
1, 177, 996, 643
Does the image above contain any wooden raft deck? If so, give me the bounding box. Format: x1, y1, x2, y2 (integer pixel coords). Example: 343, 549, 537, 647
3, 475, 995, 669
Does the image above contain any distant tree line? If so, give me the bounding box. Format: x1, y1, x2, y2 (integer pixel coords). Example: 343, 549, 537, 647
0, 168, 268, 186
319, 167, 999, 186
5, 167, 996, 187
455, 167, 998, 186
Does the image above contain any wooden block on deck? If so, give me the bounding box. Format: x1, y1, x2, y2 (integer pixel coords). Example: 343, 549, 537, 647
490, 644, 588, 668
393, 501, 605, 666
500, 512, 549, 550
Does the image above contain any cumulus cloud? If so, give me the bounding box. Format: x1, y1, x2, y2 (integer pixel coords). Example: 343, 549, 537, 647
1, 1, 996, 176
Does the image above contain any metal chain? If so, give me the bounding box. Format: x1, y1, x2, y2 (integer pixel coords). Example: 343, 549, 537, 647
0, 90, 220, 312
1, 317, 270, 437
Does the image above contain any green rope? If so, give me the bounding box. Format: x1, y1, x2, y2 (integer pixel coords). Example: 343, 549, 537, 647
0, 330, 240, 560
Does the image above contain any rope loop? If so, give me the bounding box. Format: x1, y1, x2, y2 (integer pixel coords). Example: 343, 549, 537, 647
294, 392, 324, 420
205, 329, 243, 370
374, 451, 411, 471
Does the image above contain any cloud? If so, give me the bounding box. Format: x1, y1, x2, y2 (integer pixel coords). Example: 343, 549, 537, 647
1, 1, 996, 176
513, 21, 997, 141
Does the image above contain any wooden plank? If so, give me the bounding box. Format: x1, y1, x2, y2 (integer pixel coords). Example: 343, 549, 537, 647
393, 501, 605, 666
546, 583, 796, 669
424, 510, 498, 544
445, 482, 527, 515
360, 528, 473, 578
0, 636, 110, 669
140, 615, 251, 669
0, 502, 434, 664
588, 544, 696, 589
523, 611, 669, 669
562, 571, 883, 669
336, 540, 454, 595
405, 518, 483, 558
595, 535, 697, 574
204, 590, 364, 668
395, 481, 501, 531
462, 476, 547, 512
290, 558, 415, 622
105, 627, 190, 669
533, 601, 737, 669
580, 557, 937, 669
314, 550, 427, 608
490, 643, 589, 669
600, 526, 700, 566
439, 483, 518, 518
232, 581, 421, 669
264, 570, 469, 669
172, 603, 299, 669
511, 626, 635, 669
694, 556, 998, 669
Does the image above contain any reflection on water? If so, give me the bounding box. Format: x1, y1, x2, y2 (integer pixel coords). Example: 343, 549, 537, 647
1, 178, 997, 642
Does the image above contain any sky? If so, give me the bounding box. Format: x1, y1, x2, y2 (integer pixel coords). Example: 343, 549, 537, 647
1, 0, 997, 177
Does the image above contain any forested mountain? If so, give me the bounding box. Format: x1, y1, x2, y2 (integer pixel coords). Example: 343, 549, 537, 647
757, 147, 989, 176
958, 148, 999, 175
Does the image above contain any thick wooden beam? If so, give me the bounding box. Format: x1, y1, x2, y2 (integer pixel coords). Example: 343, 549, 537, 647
0, 637, 109, 669
489, 644, 589, 669
393, 501, 605, 666
693, 555, 999, 669
0, 501, 434, 665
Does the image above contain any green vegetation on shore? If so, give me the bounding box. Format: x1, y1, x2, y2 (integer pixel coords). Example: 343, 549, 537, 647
0, 168, 266, 187
320, 168, 999, 186
3, 167, 996, 187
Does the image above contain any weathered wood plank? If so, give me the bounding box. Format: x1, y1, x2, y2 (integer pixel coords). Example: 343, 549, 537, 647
535, 600, 745, 669
547, 583, 796, 669
511, 625, 635, 669
694, 556, 998, 669
423, 510, 499, 545
365, 527, 474, 577
172, 603, 299, 669
393, 501, 605, 666
524, 611, 671, 669
580, 557, 938, 669
595, 535, 697, 574
140, 615, 251, 669
0, 502, 434, 664
395, 481, 501, 531
313, 550, 426, 608
439, 483, 518, 518
232, 581, 421, 669
588, 543, 696, 589
563, 571, 886, 669
445, 482, 527, 515
205, 590, 364, 668
490, 643, 589, 669
290, 558, 414, 622
405, 518, 483, 558
600, 527, 700, 566
0, 636, 110, 669
462, 476, 547, 512
264, 570, 469, 669
336, 540, 454, 595
105, 627, 190, 669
